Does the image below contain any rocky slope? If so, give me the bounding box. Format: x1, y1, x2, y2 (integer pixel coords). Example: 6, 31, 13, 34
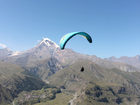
48, 60, 140, 105
73, 82, 140, 105
0, 84, 14, 105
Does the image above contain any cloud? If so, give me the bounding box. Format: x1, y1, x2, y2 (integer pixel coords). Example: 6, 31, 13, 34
0, 43, 7, 48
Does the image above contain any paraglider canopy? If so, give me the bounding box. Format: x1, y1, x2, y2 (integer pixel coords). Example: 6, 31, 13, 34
60, 32, 92, 50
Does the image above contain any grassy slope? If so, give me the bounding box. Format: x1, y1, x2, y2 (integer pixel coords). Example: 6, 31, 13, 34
13, 88, 61, 105
48, 60, 125, 90
0, 61, 47, 104
34, 93, 72, 105
13, 87, 72, 105
48, 60, 140, 105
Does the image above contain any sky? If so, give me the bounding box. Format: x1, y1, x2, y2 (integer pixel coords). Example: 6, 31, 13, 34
0, 0, 140, 58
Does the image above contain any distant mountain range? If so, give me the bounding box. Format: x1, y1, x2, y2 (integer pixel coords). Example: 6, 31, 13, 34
0, 38, 140, 105
106, 55, 140, 69
1, 38, 139, 73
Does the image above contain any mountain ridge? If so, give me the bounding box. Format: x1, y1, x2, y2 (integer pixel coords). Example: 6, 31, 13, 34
106, 55, 140, 69
1, 38, 139, 77
0, 38, 140, 105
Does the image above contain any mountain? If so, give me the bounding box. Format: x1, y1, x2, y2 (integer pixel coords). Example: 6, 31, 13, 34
2, 38, 139, 77
48, 59, 140, 93
3, 38, 59, 66
0, 38, 139, 83
85, 55, 140, 72
106, 55, 140, 69
0, 60, 69, 105
0, 38, 140, 105
0, 61, 47, 105
1, 38, 88, 81
24, 57, 63, 81
48, 59, 140, 105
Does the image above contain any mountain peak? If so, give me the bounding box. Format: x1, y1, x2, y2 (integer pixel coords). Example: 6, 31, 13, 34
39, 38, 59, 48
10, 51, 21, 56
42, 38, 52, 42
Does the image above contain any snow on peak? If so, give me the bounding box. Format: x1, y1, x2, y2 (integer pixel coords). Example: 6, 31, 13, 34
10, 51, 21, 56
40, 38, 59, 48
43, 38, 52, 42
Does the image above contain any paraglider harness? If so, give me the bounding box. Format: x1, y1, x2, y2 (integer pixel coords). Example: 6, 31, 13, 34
80, 66, 84, 72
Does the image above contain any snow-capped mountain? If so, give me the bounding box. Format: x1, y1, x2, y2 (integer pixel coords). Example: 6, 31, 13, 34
1, 38, 64, 80
8, 38, 59, 57
3, 38, 60, 66
38, 38, 59, 48
10, 51, 22, 56
1, 37, 139, 76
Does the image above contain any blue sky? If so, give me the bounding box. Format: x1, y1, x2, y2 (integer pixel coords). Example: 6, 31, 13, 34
0, 0, 140, 58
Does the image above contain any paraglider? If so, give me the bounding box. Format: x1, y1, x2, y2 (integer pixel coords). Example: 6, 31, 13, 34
60, 32, 92, 50
80, 66, 84, 72
60, 32, 92, 73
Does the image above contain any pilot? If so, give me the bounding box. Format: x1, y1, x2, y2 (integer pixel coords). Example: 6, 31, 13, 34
81, 66, 84, 72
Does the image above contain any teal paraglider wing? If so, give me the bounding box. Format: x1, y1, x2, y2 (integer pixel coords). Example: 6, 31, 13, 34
60, 32, 92, 50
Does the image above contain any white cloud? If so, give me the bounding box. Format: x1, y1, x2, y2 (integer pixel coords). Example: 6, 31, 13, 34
0, 43, 7, 48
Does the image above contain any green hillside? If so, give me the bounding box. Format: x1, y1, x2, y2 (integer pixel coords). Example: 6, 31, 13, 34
48, 60, 140, 104
0, 61, 47, 105
1, 58, 140, 105
13, 87, 61, 105
34, 93, 72, 105
74, 82, 140, 105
